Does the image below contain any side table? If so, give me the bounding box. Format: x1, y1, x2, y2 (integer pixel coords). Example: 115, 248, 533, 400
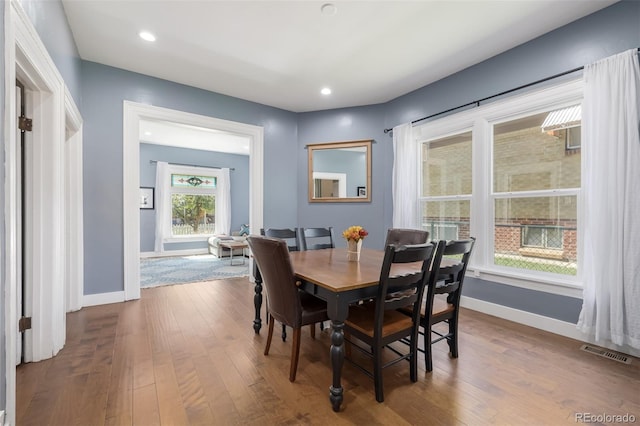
218, 240, 249, 266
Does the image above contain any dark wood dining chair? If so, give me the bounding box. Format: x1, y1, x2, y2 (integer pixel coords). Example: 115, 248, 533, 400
247, 235, 328, 382
260, 228, 300, 251
417, 237, 475, 372
343, 242, 438, 402
299, 227, 335, 251
384, 228, 430, 247
260, 227, 301, 341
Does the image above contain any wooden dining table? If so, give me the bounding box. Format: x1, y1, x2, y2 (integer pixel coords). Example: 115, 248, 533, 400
252, 247, 431, 412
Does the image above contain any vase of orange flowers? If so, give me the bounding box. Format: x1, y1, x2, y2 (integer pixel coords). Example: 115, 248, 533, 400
343, 225, 368, 262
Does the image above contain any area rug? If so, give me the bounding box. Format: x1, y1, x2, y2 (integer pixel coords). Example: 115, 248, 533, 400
140, 254, 249, 288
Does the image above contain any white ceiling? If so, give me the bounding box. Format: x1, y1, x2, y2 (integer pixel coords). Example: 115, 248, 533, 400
62, 0, 617, 113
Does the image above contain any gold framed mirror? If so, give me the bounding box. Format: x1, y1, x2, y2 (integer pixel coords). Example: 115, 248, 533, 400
308, 139, 372, 203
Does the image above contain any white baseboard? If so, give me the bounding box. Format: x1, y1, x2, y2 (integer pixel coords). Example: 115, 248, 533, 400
83, 291, 125, 307
461, 296, 640, 358
140, 249, 209, 258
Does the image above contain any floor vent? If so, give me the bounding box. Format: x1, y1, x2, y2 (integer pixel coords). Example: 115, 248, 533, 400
580, 344, 631, 364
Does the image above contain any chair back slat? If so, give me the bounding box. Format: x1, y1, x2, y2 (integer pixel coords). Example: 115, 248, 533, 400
434, 280, 459, 295
434, 263, 464, 294
387, 245, 433, 264
300, 227, 335, 251
384, 292, 420, 311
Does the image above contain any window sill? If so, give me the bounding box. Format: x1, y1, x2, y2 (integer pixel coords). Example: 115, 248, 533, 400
468, 266, 582, 299
164, 235, 211, 243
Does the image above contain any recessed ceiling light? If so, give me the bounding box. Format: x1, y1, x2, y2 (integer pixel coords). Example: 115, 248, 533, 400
144, 131, 152, 136
321, 3, 337, 15
321, 87, 332, 95
139, 31, 156, 42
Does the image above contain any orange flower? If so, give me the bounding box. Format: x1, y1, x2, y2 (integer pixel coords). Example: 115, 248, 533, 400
342, 225, 368, 242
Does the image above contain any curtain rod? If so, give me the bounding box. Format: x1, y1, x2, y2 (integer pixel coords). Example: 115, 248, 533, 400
149, 160, 234, 171
383, 47, 640, 134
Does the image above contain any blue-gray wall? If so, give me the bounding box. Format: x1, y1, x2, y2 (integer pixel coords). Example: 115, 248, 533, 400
139, 143, 250, 252
19, 0, 82, 106
81, 61, 298, 295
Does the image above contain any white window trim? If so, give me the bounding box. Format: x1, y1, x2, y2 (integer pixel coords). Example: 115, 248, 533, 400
415, 79, 584, 298
165, 164, 220, 240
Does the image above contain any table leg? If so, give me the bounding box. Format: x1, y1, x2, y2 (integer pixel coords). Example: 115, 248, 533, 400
329, 319, 345, 412
253, 269, 263, 334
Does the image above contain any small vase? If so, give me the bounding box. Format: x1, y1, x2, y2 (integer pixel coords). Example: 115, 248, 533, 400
347, 239, 362, 262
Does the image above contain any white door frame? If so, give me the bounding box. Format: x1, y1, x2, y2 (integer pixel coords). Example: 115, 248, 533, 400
64, 89, 84, 313
4, 2, 83, 424
122, 102, 264, 301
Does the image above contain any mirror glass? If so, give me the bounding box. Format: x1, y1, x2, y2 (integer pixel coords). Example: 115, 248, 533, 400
308, 140, 372, 202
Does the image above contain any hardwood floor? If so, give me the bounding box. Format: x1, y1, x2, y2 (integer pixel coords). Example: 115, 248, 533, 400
17, 277, 640, 425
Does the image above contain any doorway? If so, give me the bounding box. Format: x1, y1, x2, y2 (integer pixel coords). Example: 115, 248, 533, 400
139, 136, 251, 288
122, 102, 264, 301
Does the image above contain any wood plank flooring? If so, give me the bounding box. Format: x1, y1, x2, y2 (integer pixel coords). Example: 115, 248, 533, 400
16, 277, 640, 425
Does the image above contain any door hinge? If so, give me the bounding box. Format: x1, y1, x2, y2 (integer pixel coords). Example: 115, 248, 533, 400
18, 115, 33, 132
19, 316, 32, 332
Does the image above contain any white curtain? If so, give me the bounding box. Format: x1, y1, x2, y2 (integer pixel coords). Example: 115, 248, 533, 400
392, 123, 418, 228
215, 168, 231, 235
154, 161, 171, 253
578, 49, 640, 349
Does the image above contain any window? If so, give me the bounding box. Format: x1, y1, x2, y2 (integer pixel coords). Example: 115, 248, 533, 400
416, 79, 583, 290
565, 127, 581, 150
169, 168, 219, 238
493, 109, 579, 276
522, 226, 563, 249
420, 131, 472, 243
